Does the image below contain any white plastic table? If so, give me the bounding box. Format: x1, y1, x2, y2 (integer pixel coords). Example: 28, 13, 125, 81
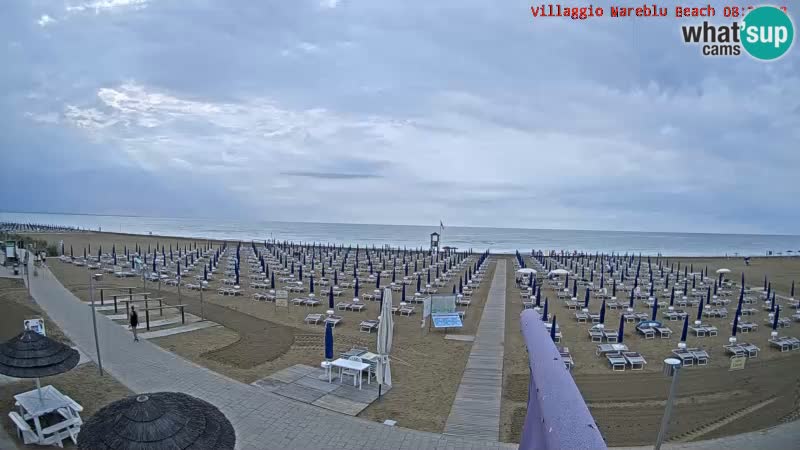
330, 358, 370, 389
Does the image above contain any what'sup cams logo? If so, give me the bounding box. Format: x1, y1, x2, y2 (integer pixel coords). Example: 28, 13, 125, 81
681, 6, 794, 60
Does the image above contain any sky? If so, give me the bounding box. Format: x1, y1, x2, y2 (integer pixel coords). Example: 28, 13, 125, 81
0, 0, 798, 234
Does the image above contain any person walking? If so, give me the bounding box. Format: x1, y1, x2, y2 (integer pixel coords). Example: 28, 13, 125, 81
130, 305, 139, 342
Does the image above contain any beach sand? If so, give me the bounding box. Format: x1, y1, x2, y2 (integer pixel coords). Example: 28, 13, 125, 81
34, 231, 494, 434
0, 278, 132, 449
501, 254, 800, 445
21, 231, 800, 445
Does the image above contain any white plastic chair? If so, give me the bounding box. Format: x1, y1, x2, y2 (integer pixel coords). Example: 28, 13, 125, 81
341, 356, 363, 387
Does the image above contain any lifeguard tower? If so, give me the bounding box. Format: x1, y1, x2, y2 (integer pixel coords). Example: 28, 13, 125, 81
430, 232, 440, 253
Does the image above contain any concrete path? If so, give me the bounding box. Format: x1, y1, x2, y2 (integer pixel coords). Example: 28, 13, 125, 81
21, 255, 515, 450
444, 259, 506, 441
613, 419, 800, 450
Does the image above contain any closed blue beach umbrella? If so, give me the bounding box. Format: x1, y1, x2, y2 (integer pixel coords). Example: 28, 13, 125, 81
651, 297, 658, 321
235, 266, 239, 285
299, 265, 303, 281
355, 278, 360, 297
599, 300, 606, 324
271, 272, 275, 289
617, 314, 625, 343
584, 287, 590, 308
204, 265, 207, 281
402, 283, 406, 302
452, 285, 456, 294
310, 274, 315, 294
324, 322, 334, 360
550, 315, 557, 341
572, 280, 578, 298
177, 261, 181, 280
680, 316, 689, 343
696, 294, 704, 321
416, 275, 421, 292
427, 270, 431, 284
772, 305, 781, 330
328, 286, 334, 308
374, 273, 378, 289
612, 279, 617, 297
542, 298, 549, 320
670, 287, 675, 306
731, 312, 739, 337
770, 292, 776, 312
791, 280, 795, 298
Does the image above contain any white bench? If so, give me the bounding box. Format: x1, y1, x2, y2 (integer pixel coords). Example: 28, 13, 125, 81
9, 411, 38, 445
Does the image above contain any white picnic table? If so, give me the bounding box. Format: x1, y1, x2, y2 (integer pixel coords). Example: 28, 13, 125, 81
13, 385, 82, 447
329, 358, 370, 389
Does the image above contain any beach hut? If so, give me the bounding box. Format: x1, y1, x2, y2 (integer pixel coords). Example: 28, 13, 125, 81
77, 392, 235, 450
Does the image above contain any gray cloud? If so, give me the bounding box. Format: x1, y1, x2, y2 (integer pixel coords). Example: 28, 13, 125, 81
281, 171, 383, 180
0, 1, 798, 233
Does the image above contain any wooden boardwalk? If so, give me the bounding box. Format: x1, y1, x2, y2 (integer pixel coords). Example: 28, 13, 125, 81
444, 259, 507, 441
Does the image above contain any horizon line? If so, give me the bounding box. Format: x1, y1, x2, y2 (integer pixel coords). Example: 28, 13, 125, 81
1, 209, 799, 238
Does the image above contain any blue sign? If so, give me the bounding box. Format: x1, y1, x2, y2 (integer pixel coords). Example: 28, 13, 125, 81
432, 313, 463, 328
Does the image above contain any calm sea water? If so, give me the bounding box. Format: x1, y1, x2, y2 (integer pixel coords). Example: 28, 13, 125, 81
2, 212, 800, 256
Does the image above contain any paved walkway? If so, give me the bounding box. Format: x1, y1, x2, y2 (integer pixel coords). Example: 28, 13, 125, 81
445, 259, 507, 440
21, 254, 515, 450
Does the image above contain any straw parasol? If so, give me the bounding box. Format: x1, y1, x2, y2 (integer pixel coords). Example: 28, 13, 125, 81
78, 391, 235, 450
0, 330, 79, 401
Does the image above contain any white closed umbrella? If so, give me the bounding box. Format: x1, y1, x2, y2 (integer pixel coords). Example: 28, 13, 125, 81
377, 287, 394, 396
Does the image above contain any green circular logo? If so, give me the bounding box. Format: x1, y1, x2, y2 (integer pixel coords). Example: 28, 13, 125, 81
741, 6, 794, 60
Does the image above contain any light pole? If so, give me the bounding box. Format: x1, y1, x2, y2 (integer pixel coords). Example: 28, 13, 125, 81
655, 358, 682, 450
89, 273, 104, 376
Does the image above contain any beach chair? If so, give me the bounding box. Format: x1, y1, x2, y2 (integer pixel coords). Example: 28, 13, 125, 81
656, 326, 672, 339
291, 297, 307, 306
575, 311, 589, 323
303, 298, 320, 307
304, 313, 323, 325
636, 325, 655, 339
603, 330, 618, 343
742, 343, 760, 358
606, 352, 627, 371
336, 302, 351, 311
623, 351, 646, 370
324, 315, 343, 327
349, 303, 365, 312
359, 320, 379, 333
399, 305, 415, 316
588, 328, 603, 343
689, 348, 709, 365
671, 348, 694, 366
559, 347, 574, 371
769, 338, 790, 352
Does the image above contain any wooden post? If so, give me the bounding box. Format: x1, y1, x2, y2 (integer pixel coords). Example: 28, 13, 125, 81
113, 295, 118, 314
180, 306, 185, 324
145, 308, 150, 331
100, 289, 104, 306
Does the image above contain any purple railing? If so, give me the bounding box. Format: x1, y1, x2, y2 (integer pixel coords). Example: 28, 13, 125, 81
519, 309, 607, 450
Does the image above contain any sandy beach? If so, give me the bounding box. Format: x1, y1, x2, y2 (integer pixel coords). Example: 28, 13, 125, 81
32, 231, 495, 434
502, 254, 800, 445
8, 230, 800, 446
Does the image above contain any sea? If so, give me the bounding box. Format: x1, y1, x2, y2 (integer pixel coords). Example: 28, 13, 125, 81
2, 212, 799, 257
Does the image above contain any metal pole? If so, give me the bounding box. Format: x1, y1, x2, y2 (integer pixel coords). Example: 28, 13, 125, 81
200, 285, 205, 320
655, 364, 681, 450
89, 274, 104, 376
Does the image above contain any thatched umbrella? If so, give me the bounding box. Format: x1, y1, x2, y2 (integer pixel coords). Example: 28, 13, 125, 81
78, 392, 235, 450
0, 330, 80, 401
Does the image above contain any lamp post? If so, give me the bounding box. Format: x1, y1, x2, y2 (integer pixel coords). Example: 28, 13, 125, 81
655, 358, 682, 450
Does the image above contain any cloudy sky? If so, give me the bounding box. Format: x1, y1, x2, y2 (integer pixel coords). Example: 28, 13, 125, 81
0, 0, 798, 234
